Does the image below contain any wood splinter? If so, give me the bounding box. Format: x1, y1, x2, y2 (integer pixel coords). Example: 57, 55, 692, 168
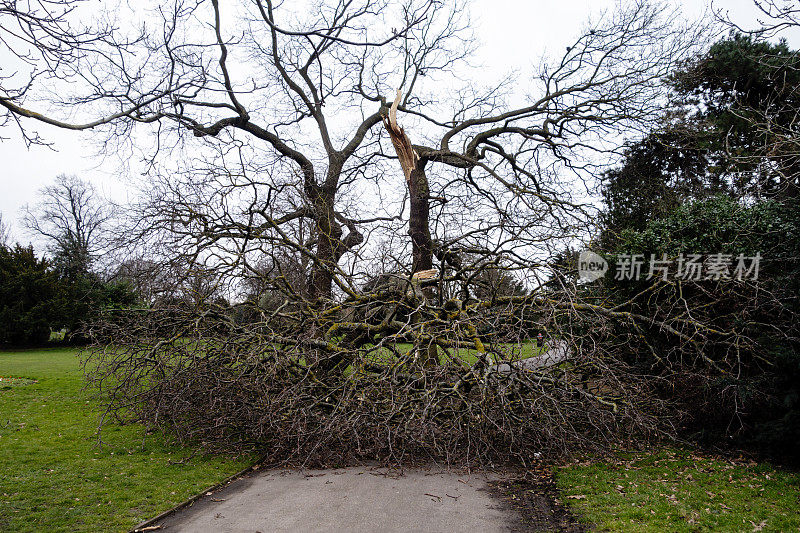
383, 90, 420, 184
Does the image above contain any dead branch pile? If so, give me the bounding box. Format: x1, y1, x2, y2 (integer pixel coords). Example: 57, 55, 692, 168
84, 286, 673, 467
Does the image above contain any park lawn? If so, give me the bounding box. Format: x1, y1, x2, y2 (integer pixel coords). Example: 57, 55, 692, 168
0, 348, 254, 533
557, 448, 800, 532
451, 341, 547, 365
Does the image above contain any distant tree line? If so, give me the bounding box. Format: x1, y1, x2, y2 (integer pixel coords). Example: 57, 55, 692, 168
0, 176, 137, 347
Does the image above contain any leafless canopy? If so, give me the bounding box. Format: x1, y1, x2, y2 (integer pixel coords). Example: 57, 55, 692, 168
714, 0, 800, 37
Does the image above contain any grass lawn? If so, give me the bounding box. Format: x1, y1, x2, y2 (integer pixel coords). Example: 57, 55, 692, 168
0, 348, 254, 532
557, 448, 800, 532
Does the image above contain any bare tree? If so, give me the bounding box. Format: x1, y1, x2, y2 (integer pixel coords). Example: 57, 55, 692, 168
110, 0, 468, 305
112, 257, 165, 305
75, 1, 729, 466
1, 1, 101, 137
714, 0, 800, 37
24, 174, 114, 280
111, 0, 693, 305
0, 1, 195, 146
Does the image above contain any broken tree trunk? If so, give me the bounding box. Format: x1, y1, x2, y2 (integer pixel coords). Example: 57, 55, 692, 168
384, 90, 438, 368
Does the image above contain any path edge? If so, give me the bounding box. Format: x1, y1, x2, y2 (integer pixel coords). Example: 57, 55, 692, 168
129, 459, 261, 532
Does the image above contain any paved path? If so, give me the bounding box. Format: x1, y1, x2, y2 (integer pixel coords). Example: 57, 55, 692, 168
155, 467, 517, 532
488, 340, 572, 374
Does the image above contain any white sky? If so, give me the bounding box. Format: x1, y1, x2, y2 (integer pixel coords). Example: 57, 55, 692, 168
0, 0, 794, 243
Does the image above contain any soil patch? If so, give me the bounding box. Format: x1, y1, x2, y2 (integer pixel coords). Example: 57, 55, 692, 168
488, 466, 587, 532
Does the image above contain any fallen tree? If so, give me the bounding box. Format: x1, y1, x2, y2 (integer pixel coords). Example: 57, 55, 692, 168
77, 1, 745, 466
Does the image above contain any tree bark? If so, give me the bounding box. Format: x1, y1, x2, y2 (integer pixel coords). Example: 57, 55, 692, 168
384, 90, 438, 367
408, 165, 434, 273
308, 199, 341, 301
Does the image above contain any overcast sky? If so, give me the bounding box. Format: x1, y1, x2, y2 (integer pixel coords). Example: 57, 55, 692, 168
1, 0, 795, 241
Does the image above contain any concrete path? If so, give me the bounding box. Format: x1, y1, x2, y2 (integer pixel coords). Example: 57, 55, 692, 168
489, 340, 572, 374
155, 467, 518, 532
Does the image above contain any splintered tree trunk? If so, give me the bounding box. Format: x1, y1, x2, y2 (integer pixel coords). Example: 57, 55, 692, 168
384, 90, 438, 368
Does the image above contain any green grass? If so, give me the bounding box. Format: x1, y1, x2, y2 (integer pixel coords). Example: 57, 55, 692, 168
0, 348, 254, 532
557, 448, 800, 532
